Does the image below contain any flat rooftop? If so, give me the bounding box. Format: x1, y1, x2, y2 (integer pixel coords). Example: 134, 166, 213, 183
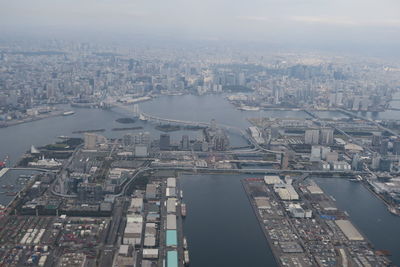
335, 220, 364, 241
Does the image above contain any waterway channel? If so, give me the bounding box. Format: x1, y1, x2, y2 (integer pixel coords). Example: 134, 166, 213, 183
0, 94, 399, 265
315, 178, 400, 265
180, 174, 277, 267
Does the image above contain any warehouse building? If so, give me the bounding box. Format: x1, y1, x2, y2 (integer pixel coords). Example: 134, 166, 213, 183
264, 175, 282, 185
166, 215, 177, 230
166, 198, 177, 214
167, 250, 178, 267
335, 220, 364, 241
167, 177, 176, 188
166, 230, 178, 247
274, 184, 299, 200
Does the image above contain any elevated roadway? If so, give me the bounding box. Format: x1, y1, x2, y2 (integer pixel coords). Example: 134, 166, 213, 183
114, 166, 365, 197
338, 108, 400, 138
140, 112, 283, 154
10, 167, 54, 172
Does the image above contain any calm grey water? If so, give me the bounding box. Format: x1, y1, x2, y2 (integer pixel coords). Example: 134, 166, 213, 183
0, 94, 399, 266
356, 93, 400, 120
315, 178, 400, 265
180, 174, 277, 267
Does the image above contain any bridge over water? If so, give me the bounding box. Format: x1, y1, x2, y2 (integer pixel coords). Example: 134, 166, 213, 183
110, 101, 285, 154
139, 112, 283, 154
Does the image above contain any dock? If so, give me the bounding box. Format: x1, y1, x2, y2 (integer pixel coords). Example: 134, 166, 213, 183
242, 177, 392, 267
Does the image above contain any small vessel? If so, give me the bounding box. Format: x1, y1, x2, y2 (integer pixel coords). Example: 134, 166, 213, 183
239, 105, 260, 111
6, 191, 17, 196
181, 203, 187, 217
58, 136, 69, 139
62, 111, 75, 116
183, 237, 188, 249
184, 250, 190, 265
139, 114, 148, 121
376, 250, 392, 256
388, 206, 400, 216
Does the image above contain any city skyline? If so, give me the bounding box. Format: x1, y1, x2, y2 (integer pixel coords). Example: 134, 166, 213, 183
1, 1, 400, 266
1, 0, 400, 57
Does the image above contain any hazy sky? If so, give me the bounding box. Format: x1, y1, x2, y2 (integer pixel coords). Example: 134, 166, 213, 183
1, 0, 400, 48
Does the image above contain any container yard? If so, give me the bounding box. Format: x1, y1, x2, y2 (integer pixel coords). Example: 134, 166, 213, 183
0, 215, 109, 266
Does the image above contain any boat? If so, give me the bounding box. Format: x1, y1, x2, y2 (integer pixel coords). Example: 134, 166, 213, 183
58, 135, 70, 139
239, 105, 260, 111
72, 129, 105, 134
388, 206, 400, 216
376, 250, 392, 256
62, 111, 75, 116
181, 203, 187, 217
6, 192, 17, 196
139, 114, 148, 121
183, 237, 188, 249
184, 250, 190, 265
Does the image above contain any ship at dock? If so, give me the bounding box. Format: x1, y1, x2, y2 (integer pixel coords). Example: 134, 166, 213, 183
181, 203, 187, 217
184, 250, 190, 266
388, 205, 400, 216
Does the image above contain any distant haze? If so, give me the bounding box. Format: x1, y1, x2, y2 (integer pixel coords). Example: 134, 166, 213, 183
1, 0, 400, 55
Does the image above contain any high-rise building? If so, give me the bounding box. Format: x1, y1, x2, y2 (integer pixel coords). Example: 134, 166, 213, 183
371, 153, 381, 170
379, 158, 392, 172
305, 129, 320, 145
320, 146, 331, 160
372, 132, 382, 147
270, 127, 280, 139
84, 133, 98, 149
181, 135, 190, 150
77, 183, 103, 201
380, 140, 388, 155
336, 92, 343, 106
213, 133, 229, 151
310, 146, 321, 162
352, 97, 361, 111
123, 132, 150, 147
160, 134, 170, 150
393, 141, 400, 155
352, 153, 360, 170
320, 128, 334, 145
281, 152, 289, 169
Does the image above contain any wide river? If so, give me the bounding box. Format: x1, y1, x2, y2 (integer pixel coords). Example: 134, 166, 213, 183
0, 94, 399, 266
